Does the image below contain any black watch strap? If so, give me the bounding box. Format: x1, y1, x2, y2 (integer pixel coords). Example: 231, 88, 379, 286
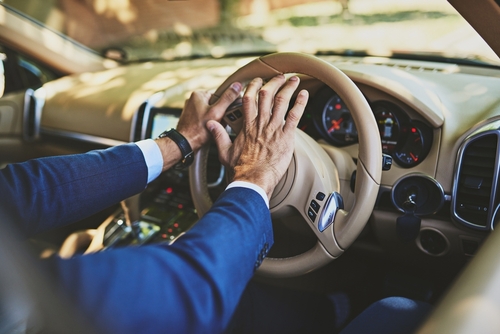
158, 129, 194, 169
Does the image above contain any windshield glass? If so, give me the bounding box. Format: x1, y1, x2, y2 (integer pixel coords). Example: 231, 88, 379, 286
4, 0, 500, 65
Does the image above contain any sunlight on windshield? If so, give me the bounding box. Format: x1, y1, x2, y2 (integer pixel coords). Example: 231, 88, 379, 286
4, 0, 499, 65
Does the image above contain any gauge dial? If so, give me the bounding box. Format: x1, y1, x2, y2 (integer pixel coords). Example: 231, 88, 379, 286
321, 94, 358, 145
373, 105, 400, 155
371, 101, 432, 168
394, 125, 426, 167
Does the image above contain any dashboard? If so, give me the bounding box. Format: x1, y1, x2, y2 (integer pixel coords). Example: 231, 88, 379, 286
3, 54, 500, 267
301, 85, 433, 168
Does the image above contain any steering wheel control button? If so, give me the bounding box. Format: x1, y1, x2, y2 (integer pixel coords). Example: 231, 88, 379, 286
316, 192, 326, 201
310, 200, 320, 213
318, 192, 344, 232
307, 208, 317, 222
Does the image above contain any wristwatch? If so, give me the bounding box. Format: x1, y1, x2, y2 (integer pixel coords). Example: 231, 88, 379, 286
158, 129, 194, 169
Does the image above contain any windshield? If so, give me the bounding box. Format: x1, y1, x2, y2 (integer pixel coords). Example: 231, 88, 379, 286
4, 0, 500, 65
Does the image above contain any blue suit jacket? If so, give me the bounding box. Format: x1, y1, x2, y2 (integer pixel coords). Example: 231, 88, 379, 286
0, 144, 273, 333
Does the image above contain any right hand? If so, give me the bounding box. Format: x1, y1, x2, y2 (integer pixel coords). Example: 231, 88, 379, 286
207, 75, 309, 200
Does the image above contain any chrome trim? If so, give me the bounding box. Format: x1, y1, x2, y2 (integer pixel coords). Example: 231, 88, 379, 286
451, 129, 500, 231
22, 88, 34, 140
207, 165, 225, 188
129, 91, 165, 141
23, 88, 45, 141
318, 192, 343, 232
391, 173, 445, 215
492, 204, 500, 231
41, 127, 127, 146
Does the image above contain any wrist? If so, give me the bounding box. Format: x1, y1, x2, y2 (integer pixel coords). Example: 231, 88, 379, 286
155, 129, 194, 171
179, 131, 202, 152
233, 167, 276, 200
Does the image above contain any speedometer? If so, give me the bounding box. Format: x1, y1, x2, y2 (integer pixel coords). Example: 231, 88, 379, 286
322, 94, 358, 143
312, 87, 358, 146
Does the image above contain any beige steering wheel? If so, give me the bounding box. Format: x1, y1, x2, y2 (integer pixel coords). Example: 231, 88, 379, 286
189, 53, 381, 278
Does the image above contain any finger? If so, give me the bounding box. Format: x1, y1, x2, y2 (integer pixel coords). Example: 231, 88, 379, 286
242, 77, 263, 125
284, 89, 309, 133
257, 75, 286, 126
209, 82, 242, 121
270, 76, 300, 127
207, 120, 232, 166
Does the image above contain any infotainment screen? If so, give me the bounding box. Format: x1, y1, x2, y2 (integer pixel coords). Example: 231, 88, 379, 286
147, 107, 181, 139
151, 113, 179, 139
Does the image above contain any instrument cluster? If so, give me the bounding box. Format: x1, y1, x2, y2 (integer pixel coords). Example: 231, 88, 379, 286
301, 87, 433, 168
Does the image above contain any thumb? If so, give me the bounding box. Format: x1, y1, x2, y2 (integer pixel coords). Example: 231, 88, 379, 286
207, 120, 232, 166
210, 82, 242, 120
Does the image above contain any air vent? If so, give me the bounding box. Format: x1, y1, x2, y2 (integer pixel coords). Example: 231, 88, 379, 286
328, 57, 450, 73
453, 133, 499, 230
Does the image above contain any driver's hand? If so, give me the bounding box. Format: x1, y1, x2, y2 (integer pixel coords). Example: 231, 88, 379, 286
208, 75, 308, 200
176, 82, 242, 152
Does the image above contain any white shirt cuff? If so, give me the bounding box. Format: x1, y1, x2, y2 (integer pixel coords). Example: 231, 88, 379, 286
226, 181, 269, 209
135, 139, 163, 183
135, 140, 270, 208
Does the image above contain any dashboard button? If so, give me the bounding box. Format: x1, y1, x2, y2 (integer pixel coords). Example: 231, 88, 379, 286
307, 208, 317, 222
310, 200, 320, 213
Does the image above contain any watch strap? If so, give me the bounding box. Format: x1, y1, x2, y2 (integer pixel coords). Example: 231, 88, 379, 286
158, 129, 194, 169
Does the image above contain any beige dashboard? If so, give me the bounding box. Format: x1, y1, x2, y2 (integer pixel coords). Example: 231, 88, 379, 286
3, 54, 500, 261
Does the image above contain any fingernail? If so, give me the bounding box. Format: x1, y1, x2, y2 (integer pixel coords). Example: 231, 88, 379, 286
230, 82, 242, 92
289, 76, 299, 81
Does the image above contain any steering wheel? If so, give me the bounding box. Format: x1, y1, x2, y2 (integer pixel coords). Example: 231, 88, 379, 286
189, 53, 381, 278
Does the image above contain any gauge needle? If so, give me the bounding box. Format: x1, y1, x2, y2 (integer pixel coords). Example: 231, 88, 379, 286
410, 152, 418, 162
328, 118, 343, 133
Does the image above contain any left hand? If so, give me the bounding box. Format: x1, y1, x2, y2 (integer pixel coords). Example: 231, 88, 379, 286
176, 82, 242, 152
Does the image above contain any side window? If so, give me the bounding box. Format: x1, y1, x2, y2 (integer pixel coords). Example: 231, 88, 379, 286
1, 45, 59, 95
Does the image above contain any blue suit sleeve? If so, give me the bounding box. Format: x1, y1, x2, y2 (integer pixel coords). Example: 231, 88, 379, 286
51, 187, 273, 334
0, 144, 148, 236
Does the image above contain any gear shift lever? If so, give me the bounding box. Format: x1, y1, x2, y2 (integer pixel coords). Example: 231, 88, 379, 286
120, 194, 141, 236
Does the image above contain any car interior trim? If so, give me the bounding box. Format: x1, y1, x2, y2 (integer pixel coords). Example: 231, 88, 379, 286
130, 91, 165, 142
22, 87, 46, 142
207, 165, 225, 188
40, 127, 127, 147
391, 173, 445, 215
452, 128, 500, 231
416, 227, 450, 257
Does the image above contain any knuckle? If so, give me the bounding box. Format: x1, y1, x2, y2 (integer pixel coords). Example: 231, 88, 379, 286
274, 94, 287, 106
287, 111, 300, 123
242, 95, 253, 105
259, 89, 270, 99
